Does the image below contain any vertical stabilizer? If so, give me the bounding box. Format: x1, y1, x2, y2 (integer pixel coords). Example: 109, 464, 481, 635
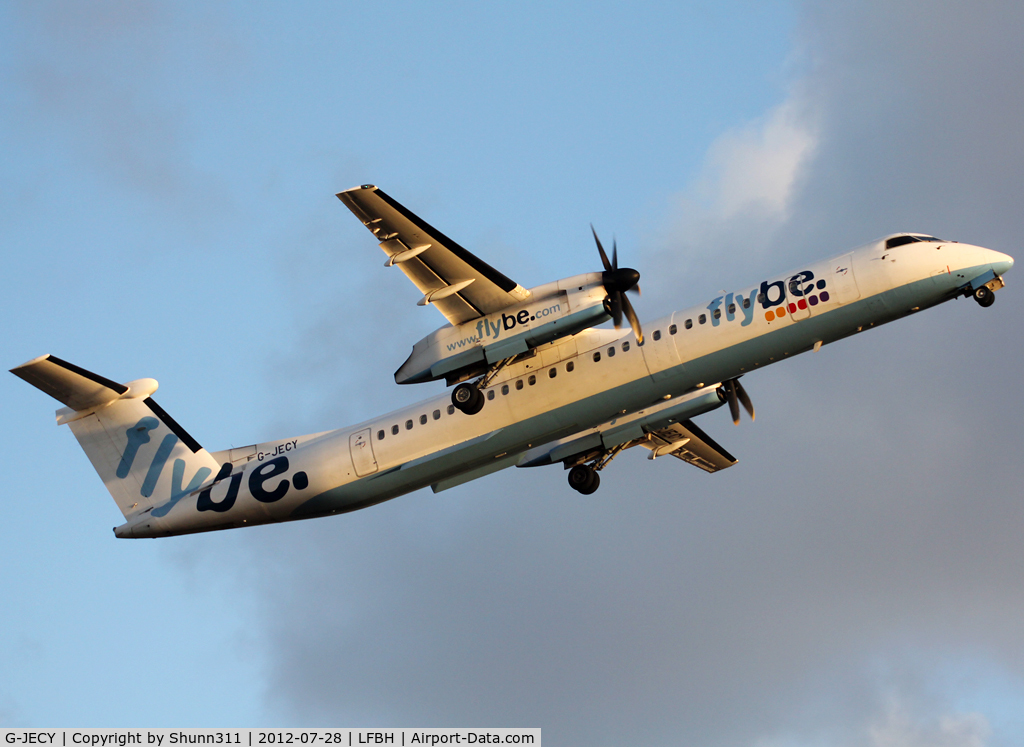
11, 355, 220, 520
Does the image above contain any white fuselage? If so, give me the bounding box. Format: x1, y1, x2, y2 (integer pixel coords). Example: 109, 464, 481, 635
115, 237, 1013, 537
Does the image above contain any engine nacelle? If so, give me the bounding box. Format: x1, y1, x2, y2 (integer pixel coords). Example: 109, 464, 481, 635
395, 273, 610, 385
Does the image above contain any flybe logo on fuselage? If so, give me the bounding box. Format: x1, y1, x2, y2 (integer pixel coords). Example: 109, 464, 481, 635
445, 302, 562, 352
704, 270, 830, 326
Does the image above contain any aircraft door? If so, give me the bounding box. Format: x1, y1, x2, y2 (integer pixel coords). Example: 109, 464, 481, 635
830, 253, 860, 304
349, 428, 378, 477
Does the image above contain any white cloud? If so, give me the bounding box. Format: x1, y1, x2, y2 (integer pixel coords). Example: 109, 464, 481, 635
694, 96, 816, 221
868, 699, 990, 747
642, 93, 817, 307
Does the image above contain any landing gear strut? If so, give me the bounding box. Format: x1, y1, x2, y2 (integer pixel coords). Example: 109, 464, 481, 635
568, 464, 600, 495
973, 285, 995, 308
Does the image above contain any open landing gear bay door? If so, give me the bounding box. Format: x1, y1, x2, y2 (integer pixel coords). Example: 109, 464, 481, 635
337, 185, 531, 325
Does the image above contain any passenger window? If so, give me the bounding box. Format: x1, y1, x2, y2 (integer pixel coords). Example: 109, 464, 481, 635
391, 424, 399, 435
405, 420, 413, 430
447, 405, 455, 415
501, 384, 509, 395
487, 389, 495, 400
653, 330, 661, 341
757, 293, 766, 304
727, 304, 736, 315
566, 361, 575, 372
742, 297, 751, 309
608, 346, 616, 357
699, 314, 706, 325
622, 341, 630, 352
685, 318, 693, 329
549, 368, 557, 378
669, 324, 677, 335
433, 409, 441, 420
419, 414, 427, 425
713, 309, 721, 319
377, 430, 385, 440
528, 374, 536, 386
593, 351, 601, 362
516, 379, 524, 390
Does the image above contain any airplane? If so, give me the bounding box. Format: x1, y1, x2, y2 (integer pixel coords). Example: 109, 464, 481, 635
11, 185, 1014, 538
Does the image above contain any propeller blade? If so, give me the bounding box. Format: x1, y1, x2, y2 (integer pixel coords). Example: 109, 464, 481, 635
608, 291, 623, 328
591, 225, 613, 272
629, 284, 641, 296
724, 380, 741, 425
622, 294, 644, 343
591, 225, 642, 341
734, 380, 755, 421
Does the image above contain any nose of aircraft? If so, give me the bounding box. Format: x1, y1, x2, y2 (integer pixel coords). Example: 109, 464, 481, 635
989, 249, 1014, 276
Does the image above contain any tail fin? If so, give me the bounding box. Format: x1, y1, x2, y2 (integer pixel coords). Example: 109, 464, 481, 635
12, 355, 220, 520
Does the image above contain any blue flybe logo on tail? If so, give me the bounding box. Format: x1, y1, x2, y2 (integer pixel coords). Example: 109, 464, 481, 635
117, 417, 308, 517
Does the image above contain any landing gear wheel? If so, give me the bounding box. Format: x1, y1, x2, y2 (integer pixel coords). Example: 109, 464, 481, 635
452, 383, 484, 415
568, 464, 600, 495
973, 285, 995, 308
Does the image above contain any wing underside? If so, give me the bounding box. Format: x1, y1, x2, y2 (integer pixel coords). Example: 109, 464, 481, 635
337, 185, 530, 325
638, 419, 737, 473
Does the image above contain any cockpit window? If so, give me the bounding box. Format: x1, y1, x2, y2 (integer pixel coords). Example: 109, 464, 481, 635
886, 236, 920, 249
886, 234, 946, 249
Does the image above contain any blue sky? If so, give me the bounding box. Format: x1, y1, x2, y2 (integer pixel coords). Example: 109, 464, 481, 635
3, 1, 1024, 744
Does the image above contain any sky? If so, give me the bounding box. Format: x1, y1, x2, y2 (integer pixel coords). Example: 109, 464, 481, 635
2, 0, 1024, 743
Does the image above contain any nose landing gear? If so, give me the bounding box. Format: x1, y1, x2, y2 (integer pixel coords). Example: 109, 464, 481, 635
973, 285, 995, 308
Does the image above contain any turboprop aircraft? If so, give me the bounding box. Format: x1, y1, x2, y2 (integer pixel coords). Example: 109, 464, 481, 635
12, 185, 1014, 538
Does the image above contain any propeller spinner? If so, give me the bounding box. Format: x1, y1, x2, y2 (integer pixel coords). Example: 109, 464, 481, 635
591, 226, 643, 343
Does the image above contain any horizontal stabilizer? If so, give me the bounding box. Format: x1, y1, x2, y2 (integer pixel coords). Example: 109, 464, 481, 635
11, 354, 128, 411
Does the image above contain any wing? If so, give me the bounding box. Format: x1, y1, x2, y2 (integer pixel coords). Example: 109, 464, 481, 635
638, 419, 737, 473
516, 386, 738, 475
337, 185, 531, 325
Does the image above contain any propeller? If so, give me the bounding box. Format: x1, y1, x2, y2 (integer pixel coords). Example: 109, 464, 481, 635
591, 226, 643, 343
721, 378, 756, 426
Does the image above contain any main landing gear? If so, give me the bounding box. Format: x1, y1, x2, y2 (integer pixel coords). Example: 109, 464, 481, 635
450, 356, 516, 415
451, 382, 484, 415
565, 443, 628, 494
568, 464, 600, 495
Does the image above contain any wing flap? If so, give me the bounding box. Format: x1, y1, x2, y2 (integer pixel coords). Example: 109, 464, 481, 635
338, 185, 530, 325
641, 419, 737, 473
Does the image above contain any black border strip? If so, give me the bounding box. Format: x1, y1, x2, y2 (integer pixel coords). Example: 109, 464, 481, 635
371, 187, 520, 294
45, 355, 129, 395
144, 397, 204, 453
